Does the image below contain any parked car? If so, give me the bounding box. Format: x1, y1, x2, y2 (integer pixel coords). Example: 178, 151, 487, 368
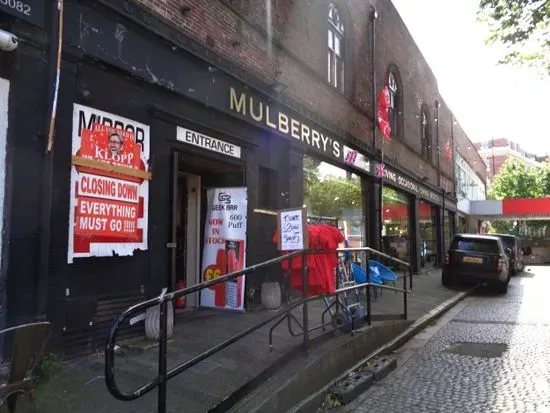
442, 234, 511, 294
487, 233, 526, 275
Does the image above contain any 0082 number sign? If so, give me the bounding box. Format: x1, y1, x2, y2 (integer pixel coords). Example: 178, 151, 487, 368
0, 0, 45, 28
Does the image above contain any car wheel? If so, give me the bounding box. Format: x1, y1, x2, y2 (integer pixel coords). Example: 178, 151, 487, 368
517, 262, 524, 273
442, 272, 452, 287
496, 282, 508, 294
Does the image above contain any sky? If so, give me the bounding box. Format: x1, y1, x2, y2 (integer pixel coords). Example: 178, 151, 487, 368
391, 0, 550, 156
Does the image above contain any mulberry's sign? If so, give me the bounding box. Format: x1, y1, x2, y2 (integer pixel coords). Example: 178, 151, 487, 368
229, 87, 343, 161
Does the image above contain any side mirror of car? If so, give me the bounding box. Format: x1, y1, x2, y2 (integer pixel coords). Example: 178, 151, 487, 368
505, 247, 512, 256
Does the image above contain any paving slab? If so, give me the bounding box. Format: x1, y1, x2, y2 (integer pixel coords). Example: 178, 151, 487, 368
13, 269, 456, 413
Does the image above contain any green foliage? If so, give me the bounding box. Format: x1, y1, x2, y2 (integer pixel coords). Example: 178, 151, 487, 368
305, 175, 362, 218
478, 0, 550, 74
488, 159, 550, 234
303, 155, 362, 219
488, 159, 541, 200
36, 353, 63, 383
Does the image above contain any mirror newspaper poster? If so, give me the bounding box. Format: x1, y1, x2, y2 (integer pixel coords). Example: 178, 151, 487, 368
200, 187, 247, 311
68, 104, 150, 263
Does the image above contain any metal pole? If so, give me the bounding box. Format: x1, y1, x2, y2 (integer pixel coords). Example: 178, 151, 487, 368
370, 7, 382, 253
366, 252, 371, 326
158, 299, 168, 413
302, 252, 309, 353
437, 104, 441, 186
370, 6, 377, 148
403, 268, 408, 320
451, 115, 456, 197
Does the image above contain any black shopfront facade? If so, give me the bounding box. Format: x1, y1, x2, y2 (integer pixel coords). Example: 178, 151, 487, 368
3, 0, 457, 352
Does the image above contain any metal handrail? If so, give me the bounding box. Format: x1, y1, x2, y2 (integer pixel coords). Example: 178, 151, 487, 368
105, 247, 412, 412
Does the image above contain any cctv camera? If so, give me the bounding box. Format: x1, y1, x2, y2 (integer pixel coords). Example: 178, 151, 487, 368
0, 29, 18, 52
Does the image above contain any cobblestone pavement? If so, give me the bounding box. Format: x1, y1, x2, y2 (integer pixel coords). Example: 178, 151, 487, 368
336, 266, 550, 413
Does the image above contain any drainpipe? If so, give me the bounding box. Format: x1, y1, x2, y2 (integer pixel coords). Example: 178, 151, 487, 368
435, 99, 440, 187
451, 114, 455, 197
36, 0, 64, 319
370, 6, 381, 250
370, 6, 377, 148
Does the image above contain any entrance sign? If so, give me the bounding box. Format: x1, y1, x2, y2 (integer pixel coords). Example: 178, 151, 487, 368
200, 187, 248, 311
177, 127, 241, 159
277, 207, 308, 251
68, 104, 150, 263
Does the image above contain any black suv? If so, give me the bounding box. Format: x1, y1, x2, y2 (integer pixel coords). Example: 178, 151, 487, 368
443, 234, 510, 294
488, 234, 525, 275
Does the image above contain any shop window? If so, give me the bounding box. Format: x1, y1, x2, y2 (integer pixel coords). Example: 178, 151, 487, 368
444, 210, 452, 252
419, 201, 438, 271
303, 155, 364, 247
328, 3, 345, 92
382, 187, 410, 262
386, 68, 402, 138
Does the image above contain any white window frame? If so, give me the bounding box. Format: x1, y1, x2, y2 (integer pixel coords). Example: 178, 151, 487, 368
328, 4, 345, 92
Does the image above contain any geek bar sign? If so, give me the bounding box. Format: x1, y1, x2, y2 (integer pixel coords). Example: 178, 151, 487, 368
0, 0, 45, 27
376, 163, 442, 204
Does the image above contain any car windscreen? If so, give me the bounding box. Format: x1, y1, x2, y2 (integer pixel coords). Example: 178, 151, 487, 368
496, 236, 515, 249
452, 238, 500, 254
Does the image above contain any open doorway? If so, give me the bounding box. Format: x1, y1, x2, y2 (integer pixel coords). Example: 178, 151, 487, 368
170, 151, 245, 310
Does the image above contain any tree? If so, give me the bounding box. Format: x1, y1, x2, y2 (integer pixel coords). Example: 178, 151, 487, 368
488, 158, 550, 234
303, 155, 321, 193
478, 0, 550, 74
305, 176, 362, 219
488, 159, 541, 200
536, 161, 550, 195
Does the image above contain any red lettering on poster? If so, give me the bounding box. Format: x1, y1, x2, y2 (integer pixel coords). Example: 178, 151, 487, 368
72, 122, 146, 251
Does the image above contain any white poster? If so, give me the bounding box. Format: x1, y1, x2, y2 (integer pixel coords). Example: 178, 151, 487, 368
0, 79, 9, 270
279, 208, 305, 251
67, 104, 150, 263
200, 187, 248, 311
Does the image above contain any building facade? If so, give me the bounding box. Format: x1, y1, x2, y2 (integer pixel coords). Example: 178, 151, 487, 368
476, 138, 542, 184
0, 0, 484, 354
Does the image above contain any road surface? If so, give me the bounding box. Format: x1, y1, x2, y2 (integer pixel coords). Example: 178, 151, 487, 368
336, 266, 550, 413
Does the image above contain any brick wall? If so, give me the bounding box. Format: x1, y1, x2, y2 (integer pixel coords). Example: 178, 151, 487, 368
133, 0, 475, 190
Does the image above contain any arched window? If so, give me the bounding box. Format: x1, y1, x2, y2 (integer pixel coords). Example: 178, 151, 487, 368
387, 71, 399, 136
421, 109, 432, 161
328, 4, 344, 92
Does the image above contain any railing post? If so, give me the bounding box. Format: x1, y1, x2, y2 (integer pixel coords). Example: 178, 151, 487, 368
302, 251, 309, 353
158, 297, 168, 413
366, 251, 371, 326
335, 250, 340, 315
403, 267, 408, 320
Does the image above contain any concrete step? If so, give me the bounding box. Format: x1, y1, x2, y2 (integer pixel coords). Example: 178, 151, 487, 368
223, 320, 412, 413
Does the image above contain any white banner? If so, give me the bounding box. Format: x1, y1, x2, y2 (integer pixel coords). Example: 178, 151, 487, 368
0, 78, 9, 271
200, 187, 248, 311
68, 104, 150, 263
